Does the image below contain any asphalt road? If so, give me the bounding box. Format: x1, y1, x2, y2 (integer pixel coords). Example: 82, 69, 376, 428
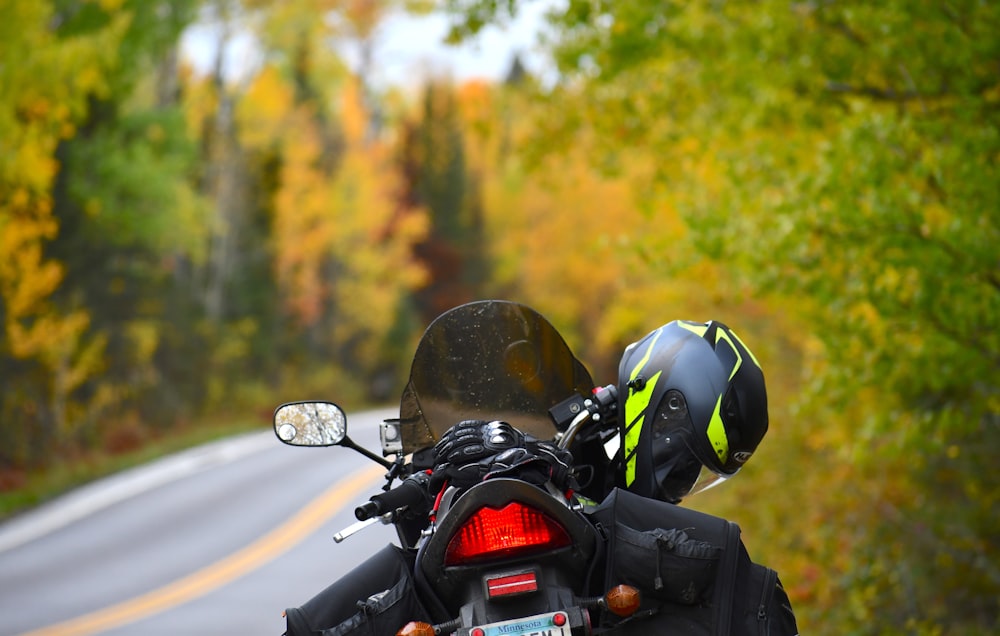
0, 408, 401, 636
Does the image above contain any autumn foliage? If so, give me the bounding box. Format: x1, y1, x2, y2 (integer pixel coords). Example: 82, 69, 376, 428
1, 0, 997, 634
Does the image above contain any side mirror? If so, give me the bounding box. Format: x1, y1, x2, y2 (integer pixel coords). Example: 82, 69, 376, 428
273, 401, 347, 447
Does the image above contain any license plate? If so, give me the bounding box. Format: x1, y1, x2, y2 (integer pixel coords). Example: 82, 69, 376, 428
474, 611, 572, 636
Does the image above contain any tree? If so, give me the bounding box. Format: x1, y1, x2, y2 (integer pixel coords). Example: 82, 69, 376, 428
46, 0, 205, 439
232, 0, 429, 399
0, 0, 201, 465
399, 80, 488, 324
453, 75, 767, 380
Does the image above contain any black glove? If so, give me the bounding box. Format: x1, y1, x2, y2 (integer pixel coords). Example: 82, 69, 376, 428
483, 440, 577, 492
433, 420, 524, 466
430, 420, 525, 492
429, 420, 578, 494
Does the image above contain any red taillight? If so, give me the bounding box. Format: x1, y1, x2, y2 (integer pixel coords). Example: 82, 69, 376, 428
444, 501, 572, 566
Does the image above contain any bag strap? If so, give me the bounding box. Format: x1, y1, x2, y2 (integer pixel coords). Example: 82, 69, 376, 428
710, 520, 742, 636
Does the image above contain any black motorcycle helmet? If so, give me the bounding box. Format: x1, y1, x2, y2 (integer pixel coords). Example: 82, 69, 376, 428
617, 320, 768, 503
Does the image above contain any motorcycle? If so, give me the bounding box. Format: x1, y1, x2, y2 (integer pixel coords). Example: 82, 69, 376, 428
271, 300, 796, 636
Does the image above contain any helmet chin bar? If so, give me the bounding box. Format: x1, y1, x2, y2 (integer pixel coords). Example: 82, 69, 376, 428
652, 437, 734, 503
652, 438, 702, 503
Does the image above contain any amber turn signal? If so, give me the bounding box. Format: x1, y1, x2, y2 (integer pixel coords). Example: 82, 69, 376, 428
397, 621, 435, 636
605, 584, 641, 617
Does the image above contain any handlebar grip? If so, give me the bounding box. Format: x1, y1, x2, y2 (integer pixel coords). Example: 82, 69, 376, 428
354, 501, 380, 521
354, 471, 432, 521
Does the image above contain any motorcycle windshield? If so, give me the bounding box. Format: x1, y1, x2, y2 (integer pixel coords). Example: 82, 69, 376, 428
397, 300, 595, 454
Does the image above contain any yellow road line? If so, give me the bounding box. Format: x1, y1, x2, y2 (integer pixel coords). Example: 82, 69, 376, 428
19, 463, 386, 636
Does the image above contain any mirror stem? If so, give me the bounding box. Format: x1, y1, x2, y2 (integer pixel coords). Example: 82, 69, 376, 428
342, 435, 394, 469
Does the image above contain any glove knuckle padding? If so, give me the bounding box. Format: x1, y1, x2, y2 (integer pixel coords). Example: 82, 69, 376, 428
430, 420, 578, 493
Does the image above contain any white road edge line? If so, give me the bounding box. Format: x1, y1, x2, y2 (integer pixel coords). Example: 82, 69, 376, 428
0, 431, 273, 554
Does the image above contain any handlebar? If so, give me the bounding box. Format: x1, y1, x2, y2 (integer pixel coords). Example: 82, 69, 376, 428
557, 384, 618, 450
354, 471, 433, 521
355, 387, 618, 520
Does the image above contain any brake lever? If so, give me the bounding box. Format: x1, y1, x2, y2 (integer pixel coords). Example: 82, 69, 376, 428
333, 512, 391, 543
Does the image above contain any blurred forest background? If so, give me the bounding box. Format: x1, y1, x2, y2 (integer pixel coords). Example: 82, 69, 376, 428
1, 0, 997, 633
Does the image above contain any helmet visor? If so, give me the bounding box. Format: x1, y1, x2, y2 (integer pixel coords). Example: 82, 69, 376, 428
685, 464, 735, 498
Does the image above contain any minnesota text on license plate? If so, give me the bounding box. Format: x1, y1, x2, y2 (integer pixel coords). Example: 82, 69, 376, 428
479, 612, 571, 636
